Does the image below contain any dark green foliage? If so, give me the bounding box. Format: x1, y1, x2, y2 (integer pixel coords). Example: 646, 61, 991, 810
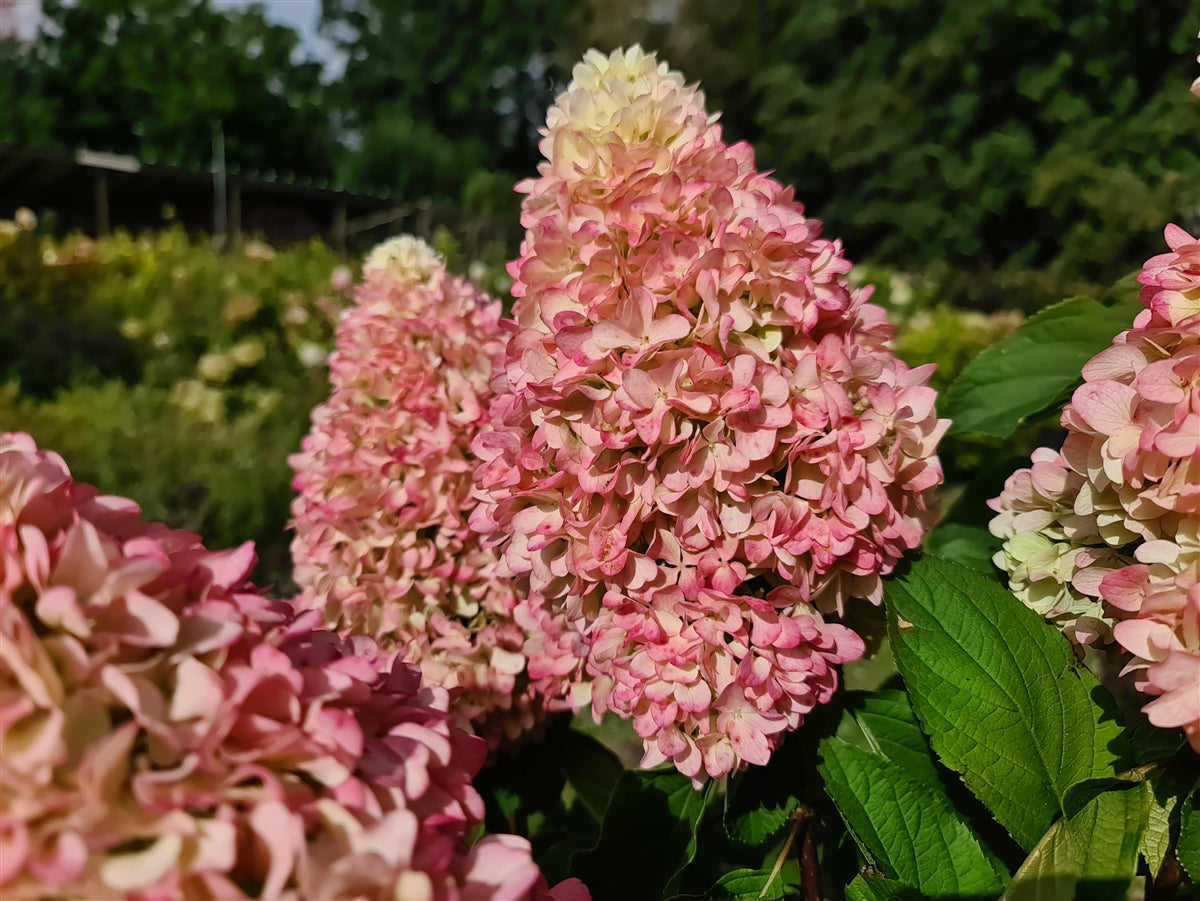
809, 557, 1199, 899
2, 226, 346, 589
1, 0, 336, 180
321, 0, 571, 196
885, 557, 1130, 849
572, 0, 1199, 284
818, 692, 1009, 897
943, 281, 1143, 438
570, 771, 714, 901
1003, 782, 1151, 900
1179, 789, 1200, 885
0, 227, 142, 397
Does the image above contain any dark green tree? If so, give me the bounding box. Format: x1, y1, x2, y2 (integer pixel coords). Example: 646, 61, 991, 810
320, 0, 572, 199
567, 0, 1200, 284
0, 0, 336, 180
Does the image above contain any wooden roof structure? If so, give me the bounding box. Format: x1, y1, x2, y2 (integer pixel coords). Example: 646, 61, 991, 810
0, 145, 408, 251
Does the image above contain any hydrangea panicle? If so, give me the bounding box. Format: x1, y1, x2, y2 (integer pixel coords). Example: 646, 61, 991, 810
0, 432, 587, 899
290, 236, 567, 746
990, 224, 1200, 750
472, 47, 948, 783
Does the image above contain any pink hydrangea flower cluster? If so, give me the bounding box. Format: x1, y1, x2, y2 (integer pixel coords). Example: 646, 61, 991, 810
0, 432, 587, 900
990, 224, 1200, 750
290, 236, 559, 746
471, 47, 948, 783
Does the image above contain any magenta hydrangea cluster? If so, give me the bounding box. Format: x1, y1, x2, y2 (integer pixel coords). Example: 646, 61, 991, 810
990, 224, 1200, 750
290, 236, 559, 746
1, 432, 587, 900
470, 47, 948, 783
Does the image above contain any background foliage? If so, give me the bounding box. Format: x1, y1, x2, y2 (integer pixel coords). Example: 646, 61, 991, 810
4, 0, 1196, 282
569, 0, 1200, 284
0, 0, 336, 176
0, 214, 1024, 596
1, 220, 347, 586
2, 1, 1197, 896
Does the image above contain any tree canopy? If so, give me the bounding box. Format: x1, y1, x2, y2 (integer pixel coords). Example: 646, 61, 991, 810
3, 0, 1196, 282
0, 0, 336, 179
568, 0, 1200, 282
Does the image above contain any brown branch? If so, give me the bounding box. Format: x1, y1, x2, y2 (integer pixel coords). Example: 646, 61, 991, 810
1146, 854, 1185, 901
759, 805, 823, 899
798, 807, 821, 901
760, 809, 804, 898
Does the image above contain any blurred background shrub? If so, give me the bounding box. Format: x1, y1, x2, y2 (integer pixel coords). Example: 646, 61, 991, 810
1, 0, 1192, 587
0, 214, 348, 588
4, 0, 1195, 286
0, 220, 143, 396
1, 206, 1028, 588
0, 211, 518, 588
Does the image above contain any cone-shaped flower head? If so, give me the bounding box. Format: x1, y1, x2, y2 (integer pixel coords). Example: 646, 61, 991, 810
290, 236, 559, 747
0, 433, 587, 899
990, 224, 1200, 750
472, 47, 948, 783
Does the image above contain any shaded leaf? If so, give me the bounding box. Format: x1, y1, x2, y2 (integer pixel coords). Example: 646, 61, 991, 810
1002, 782, 1150, 901
819, 738, 1008, 897
1177, 786, 1200, 883
1140, 771, 1182, 880
885, 557, 1129, 849
923, 523, 1000, 574
1130, 718, 1188, 765
845, 874, 928, 901
705, 860, 802, 899
571, 770, 712, 901
944, 294, 1141, 438
725, 725, 806, 846
556, 727, 625, 822
664, 780, 717, 896
849, 690, 943, 789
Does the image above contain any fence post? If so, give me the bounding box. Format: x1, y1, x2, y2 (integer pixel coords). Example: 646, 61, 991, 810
93, 172, 110, 237
212, 123, 227, 250
229, 179, 242, 247
332, 200, 347, 251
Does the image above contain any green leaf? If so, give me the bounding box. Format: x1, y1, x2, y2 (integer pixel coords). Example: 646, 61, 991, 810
819, 738, 1008, 897
536, 803, 601, 886
1140, 770, 1184, 879
706, 860, 802, 899
1002, 782, 1150, 901
664, 780, 717, 896
885, 557, 1129, 849
724, 793, 794, 848
1130, 717, 1188, 764
849, 690, 943, 789
556, 727, 625, 822
1177, 786, 1200, 883
845, 874, 928, 901
943, 294, 1141, 437
724, 725, 806, 846
571, 770, 712, 901
474, 722, 568, 835
923, 523, 1000, 574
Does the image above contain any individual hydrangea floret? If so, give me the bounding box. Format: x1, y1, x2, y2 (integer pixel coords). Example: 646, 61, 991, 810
290, 236, 566, 746
471, 47, 948, 783
0, 432, 587, 899
990, 224, 1200, 750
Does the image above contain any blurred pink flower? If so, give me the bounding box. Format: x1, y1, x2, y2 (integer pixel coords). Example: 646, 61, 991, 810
291, 236, 567, 746
329, 265, 354, 294
990, 225, 1200, 750
471, 47, 948, 783
0, 432, 586, 900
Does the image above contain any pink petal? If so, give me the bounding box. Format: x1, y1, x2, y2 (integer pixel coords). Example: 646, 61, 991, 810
1069, 381, 1137, 434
